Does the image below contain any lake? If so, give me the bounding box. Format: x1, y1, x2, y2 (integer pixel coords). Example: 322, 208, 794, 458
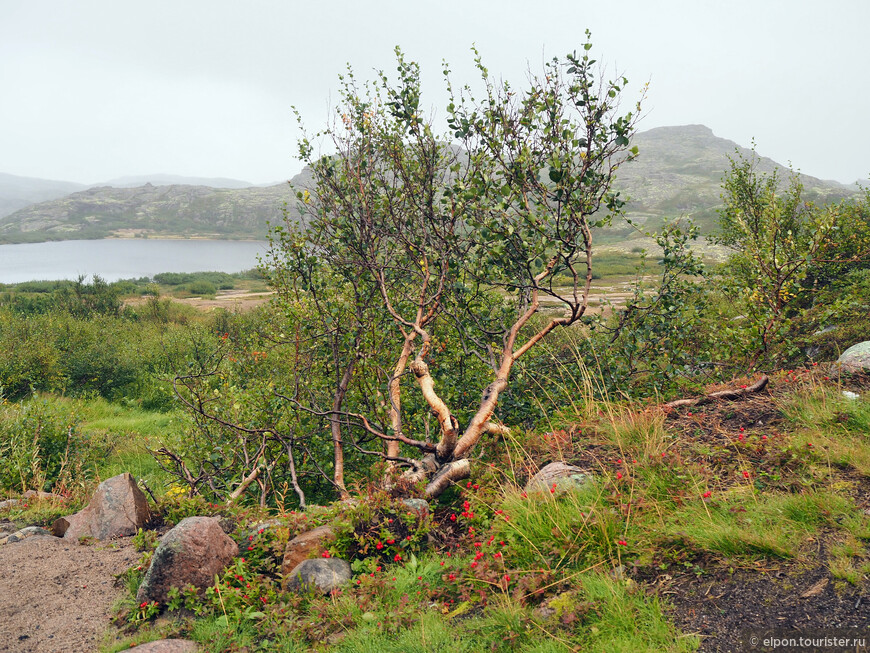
0, 239, 270, 283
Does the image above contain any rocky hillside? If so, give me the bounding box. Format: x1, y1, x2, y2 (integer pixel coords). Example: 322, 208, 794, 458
609, 124, 855, 239
0, 180, 302, 243
0, 126, 855, 244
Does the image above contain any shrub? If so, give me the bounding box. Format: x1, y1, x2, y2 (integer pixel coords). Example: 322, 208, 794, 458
183, 280, 217, 297
0, 396, 85, 492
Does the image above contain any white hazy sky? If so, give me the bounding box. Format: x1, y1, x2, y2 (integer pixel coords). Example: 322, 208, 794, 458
1, 0, 868, 185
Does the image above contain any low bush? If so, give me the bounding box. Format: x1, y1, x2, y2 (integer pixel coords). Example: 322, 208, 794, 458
0, 395, 87, 493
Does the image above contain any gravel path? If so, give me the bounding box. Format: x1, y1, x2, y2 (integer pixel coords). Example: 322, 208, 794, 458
0, 535, 137, 652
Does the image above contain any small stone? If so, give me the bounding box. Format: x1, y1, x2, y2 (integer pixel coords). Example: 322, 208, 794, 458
401, 498, 429, 516
285, 558, 351, 594
837, 341, 870, 374
281, 525, 335, 578
1, 526, 52, 545
525, 462, 593, 494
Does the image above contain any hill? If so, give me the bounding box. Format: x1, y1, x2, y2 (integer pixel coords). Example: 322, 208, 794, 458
607, 124, 855, 241
0, 173, 87, 220
0, 126, 856, 244
0, 181, 299, 243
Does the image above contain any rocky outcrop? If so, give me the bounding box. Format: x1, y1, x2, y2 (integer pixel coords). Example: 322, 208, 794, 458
281, 525, 335, 577
525, 462, 593, 494
52, 473, 151, 541
837, 341, 870, 373
1, 127, 854, 246
285, 558, 351, 594
137, 517, 238, 605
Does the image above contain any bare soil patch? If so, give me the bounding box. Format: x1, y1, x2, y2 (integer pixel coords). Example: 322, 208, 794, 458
652, 553, 870, 652
0, 535, 137, 652
124, 289, 274, 312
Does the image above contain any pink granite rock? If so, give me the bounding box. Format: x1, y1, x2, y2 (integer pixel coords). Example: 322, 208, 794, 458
281, 525, 335, 578
52, 473, 151, 540
137, 516, 238, 605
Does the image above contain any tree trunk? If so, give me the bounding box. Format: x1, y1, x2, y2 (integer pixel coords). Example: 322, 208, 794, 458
330, 359, 356, 499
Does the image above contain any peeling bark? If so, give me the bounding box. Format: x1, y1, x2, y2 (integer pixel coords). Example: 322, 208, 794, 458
483, 422, 510, 436
387, 336, 415, 460
227, 462, 263, 505
330, 360, 355, 499
410, 358, 458, 461
402, 453, 439, 485
286, 442, 306, 509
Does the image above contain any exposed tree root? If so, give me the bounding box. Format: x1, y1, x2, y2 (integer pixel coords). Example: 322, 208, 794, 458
664, 375, 770, 409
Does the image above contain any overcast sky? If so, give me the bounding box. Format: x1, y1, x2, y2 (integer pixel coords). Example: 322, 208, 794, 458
1, 0, 868, 185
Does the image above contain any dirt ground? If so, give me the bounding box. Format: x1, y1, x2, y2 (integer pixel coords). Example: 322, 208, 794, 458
123, 289, 274, 313
0, 535, 137, 653
661, 553, 870, 652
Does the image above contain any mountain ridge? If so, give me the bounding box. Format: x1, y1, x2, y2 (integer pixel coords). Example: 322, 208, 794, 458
0, 125, 857, 244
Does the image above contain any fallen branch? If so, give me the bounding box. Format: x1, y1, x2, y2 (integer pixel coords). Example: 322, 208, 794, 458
664, 375, 770, 409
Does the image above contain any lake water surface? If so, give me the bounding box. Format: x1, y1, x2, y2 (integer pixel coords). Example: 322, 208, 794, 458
0, 239, 269, 283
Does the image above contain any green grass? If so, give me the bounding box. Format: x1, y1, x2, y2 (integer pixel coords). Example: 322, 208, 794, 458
84, 409, 181, 492
493, 484, 623, 572
0, 394, 182, 501
304, 565, 696, 653
778, 385, 870, 475
333, 611, 477, 653
660, 491, 862, 561
575, 573, 698, 652
46, 395, 182, 492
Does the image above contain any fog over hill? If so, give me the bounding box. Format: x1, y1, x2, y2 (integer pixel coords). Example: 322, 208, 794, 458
99, 174, 255, 189
0, 126, 857, 244
0, 172, 87, 219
